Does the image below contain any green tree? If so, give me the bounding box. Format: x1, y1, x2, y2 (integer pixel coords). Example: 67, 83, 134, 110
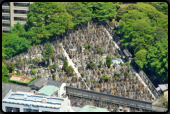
63, 60, 68, 71
2, 64, 9, 76
26, 2, 74, 44
66, 66, 74, 76
146, 38, 168, 83
134, 49, 147, 69
98, 60, 103, 67
48, 65, 53, 70
84, 44, 88, 49
87, 60, 95, 69
52, 63, 58, 69
85, 2, 118, 21
32, 58, 36, 63
126, 62, 130, 67
2, 34, 31, 60
64, 2, 92, 26
117, 55, 120, 58
52, 74, 56, 80
31, 69, 37, 75
72, 76, 74, 80
37, 58, 41, 63
10, 22, 25, 34
106, 55, 112, 68
37, 75, 41, 78
6, 62, 15, 73
59, 56, 62, 59
41, 42, 54, 64
162, 3, 168, 15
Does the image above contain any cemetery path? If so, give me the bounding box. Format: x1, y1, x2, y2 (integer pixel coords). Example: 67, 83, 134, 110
61, 44, 90, 90
104, 26, 156, 101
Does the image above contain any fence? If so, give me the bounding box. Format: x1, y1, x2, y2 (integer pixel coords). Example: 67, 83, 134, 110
66, 86, 152, 110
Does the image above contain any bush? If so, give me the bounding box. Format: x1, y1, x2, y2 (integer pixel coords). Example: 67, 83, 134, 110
117, 55, 120, 58
37, 75, 41, 78
126, 62, 130, 67
63, 60, 68, 71
48, 65, 53, 70
114, 52, 117, 56
90, 79, 93, 83
33, 66, 36, 69
2, 75, 9, 83
115, 76, 117, 80
7, 62, 15, 71
84, 44, 88, 49
72, 76, 74, 80
59, 56, 62, 59
94, 80, 96, 82
75, 62, 77, 65
120, 61, 123, 66
37, 58, 41, 62
52, 74, 55, 80
29, 65, 32, 68
116, 73, 120, 76
31, 69, 36, 75
128, 74, 131, 77
32, 58, 36, 63
52, 63, 58, 69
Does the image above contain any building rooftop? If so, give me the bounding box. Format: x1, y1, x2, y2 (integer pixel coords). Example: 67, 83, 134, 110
29, 78, 47, 88
158, 84, 168, 92
37, 85, 59, 96
2, 83, 31, 99
78, 105, 109, 112
2, 90, 66, 109
46, 80, 63, 88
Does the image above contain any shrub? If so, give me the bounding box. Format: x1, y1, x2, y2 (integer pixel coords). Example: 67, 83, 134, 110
114, 52, 117, 56
72, 76, 74, 80
16, 62, 20, 69
84, 44, 88, 49
29, 65, 32, 68
48, 65, 53, 70
37, 58, 41, 62
31, 69, 36, 75
116, 73, 120, 76
120, 61, 123, 66
33, 66, 36, 69
104, 75, 109, 82
63, 60, 68, 71
115, 76, 117, 80
59, 56, 62, 59
90, 79, 93, 83
81, 72, 84, 76
37, 75, 41, 78
126, 62, 130, 67
117, 55, 120, 58
52, 74, 55, 80
75, 62, 77, 65
52, 63, 58, 69
128, 74, 131, 77
32, 58, 36, 63
94, 80, 96, 82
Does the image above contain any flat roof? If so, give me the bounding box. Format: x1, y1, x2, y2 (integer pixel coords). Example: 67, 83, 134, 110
158, 84, 168, 91
78, 105, 109, 112
2, 91, 65, 109
37, 85, 59, 96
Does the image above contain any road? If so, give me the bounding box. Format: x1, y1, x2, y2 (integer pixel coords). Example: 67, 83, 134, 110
60, 44, 90, 90
103, 27, 156, 100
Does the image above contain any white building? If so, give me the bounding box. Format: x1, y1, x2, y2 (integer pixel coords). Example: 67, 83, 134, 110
2, 90, 71, 112
2, 2, 33, 32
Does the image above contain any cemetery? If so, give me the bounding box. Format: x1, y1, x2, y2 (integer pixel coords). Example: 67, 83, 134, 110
3, 20, 158, 108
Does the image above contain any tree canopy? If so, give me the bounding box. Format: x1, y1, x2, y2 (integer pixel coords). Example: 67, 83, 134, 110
41, 42, 54, 62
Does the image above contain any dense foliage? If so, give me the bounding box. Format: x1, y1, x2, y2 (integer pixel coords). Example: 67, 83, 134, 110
115, 2, 168, 83
41, 42, 55, 63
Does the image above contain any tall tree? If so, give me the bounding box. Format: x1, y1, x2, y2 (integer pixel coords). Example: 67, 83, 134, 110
106, 55, 112, 68
41, 42, 54, 64
2, 64, 9, 76
85, 2, 118, 21
26, 2, 74, 44
64, 2, 92, 26
134, 49, 147, 69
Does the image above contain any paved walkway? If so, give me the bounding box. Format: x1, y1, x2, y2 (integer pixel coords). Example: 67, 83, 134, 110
104, 27, 156, 101
60, 44, 90, 90
152, 105, 168, 112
